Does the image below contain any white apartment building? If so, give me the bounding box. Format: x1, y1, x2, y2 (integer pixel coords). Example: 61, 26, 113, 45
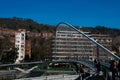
52, 29, 95, 61
15, 29, 26, 63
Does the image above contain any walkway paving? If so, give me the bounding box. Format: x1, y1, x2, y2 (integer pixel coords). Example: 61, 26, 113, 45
15, 74, 79, 80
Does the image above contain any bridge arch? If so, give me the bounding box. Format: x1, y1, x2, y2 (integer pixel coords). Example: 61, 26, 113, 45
53, 22, 120, 63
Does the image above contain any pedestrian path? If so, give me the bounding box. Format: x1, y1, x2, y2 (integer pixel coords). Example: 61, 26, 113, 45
15, 74, 79, 80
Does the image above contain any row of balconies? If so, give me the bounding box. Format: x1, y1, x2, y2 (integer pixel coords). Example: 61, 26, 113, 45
53, 35, 112, 45
52, 53, 93, 56
53, 40, 91, 43
52, 46, 94, 48
52, 47, 93, 50
53, 40, 93, 43
52, 41, 111, 48
52, 50, 93, 53
52, 44, 94, 47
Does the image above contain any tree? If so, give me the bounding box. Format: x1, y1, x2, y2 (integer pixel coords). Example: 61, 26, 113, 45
0, 37, 18, 64
0, 37, 13, 61
30, 36, 53, 61
1, 47, 18, 64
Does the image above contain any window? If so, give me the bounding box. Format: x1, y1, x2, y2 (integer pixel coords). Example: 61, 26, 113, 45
21, 37, 24, 40
20, 56, 23, 58
17, 41, 20, 43
21, 34, 24, 36
16, 45, 19, 48
21, 45, 24, 47
21, 48, 24, 51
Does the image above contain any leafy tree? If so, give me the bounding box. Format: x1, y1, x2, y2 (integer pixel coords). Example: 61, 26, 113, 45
0, 37, 13, 61
1, 47, 18, 64
30, 36, 53, 61
0, 37, 18, 64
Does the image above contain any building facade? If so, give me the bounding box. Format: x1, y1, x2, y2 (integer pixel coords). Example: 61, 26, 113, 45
15, 29, 26, 63
52, 29, 95, 61
91, 34, 112, 50
52, 28, 113, 61
91, 34, 112, 60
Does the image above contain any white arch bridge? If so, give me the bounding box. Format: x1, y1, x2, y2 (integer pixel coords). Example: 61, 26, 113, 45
54, 22, 120, 62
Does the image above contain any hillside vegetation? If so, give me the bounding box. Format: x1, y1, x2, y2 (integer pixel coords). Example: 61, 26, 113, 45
0, 17, 120, 37
0, 17, 56, 33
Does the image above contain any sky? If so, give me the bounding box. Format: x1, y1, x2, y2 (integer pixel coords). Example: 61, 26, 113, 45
0, 0, 120, 29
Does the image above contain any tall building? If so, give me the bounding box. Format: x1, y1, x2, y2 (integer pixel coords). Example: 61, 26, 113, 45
15, 29, 26, 63
52, 28, 113, 61
52, 29, 95, 61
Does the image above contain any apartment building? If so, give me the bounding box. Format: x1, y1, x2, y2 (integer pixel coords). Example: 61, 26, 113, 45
15, 29, 26, 63
52, 29, 95, 61
41, 32, 53, 39
91, 34, 112, 60
52, 28, 112, 61
28, 31, 53, 39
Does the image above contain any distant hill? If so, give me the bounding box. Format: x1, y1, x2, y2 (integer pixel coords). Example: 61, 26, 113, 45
0, 17, 56, 32
0, 17, 120, 37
